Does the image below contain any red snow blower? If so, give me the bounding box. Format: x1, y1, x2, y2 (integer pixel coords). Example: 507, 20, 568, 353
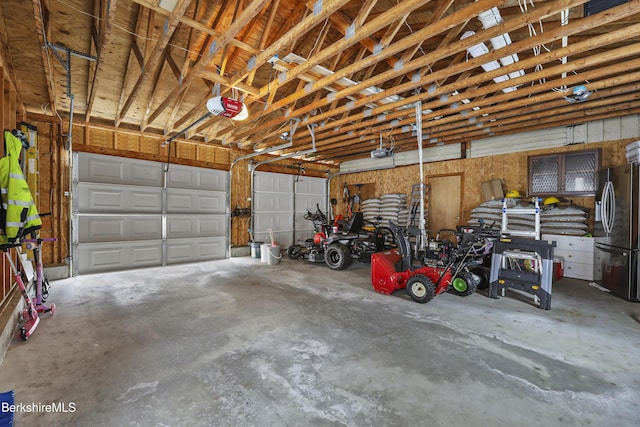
371, 221, 497, 303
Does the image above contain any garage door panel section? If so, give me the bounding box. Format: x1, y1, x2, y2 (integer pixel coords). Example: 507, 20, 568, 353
166, 189, 226, 214
295, 193, 324, 215
252, 192, 294, 212
77, 241, 163, 274
254, 172, 293, 193
166, 164, 227, 191
166, 214, 226, 239
296, 177, 325, 194
166, 237, 226, 264
78, 153, 163, 186
294, 212, 318, 243
164, 164, 228, 262
76, 183, 163, 213
253, 209, 294, 248
295, 177, 327, 244
253, 172, 326, 249
74, 153, 229, 275
253, 214, 294, 233
78, 215, 162, 243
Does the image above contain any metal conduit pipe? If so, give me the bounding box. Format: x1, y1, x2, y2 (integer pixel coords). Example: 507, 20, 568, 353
67, 94, 75, 276
250, 124, 317, 247
227, 120, 299, 255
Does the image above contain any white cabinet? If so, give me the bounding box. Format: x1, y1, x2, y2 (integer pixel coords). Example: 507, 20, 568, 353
542, 234, 595, 281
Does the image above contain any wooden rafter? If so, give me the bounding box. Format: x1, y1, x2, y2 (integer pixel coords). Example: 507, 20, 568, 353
116, 4, 146, 125
269, 0, 630, 153
86, 0, 118, 121
6, 0, 640, 164
117, 0, 192, 126
231, 0, 508, 144
302, 38, 640, 158
143, 0, 271, 129
31, 0, 57, 114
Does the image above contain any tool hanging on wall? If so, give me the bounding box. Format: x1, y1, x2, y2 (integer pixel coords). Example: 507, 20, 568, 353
343, 183, 349, 204
353, 184, 363, 212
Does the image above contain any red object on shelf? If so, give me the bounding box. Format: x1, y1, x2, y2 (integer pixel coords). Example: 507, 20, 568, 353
553, 257, 564, 281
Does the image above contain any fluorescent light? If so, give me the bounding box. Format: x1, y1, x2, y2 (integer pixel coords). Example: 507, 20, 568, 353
508, 69, 525, 79
481, 61, 501, 72
158, 0, 178, 11
500, 54, 516, 66
490, 34, 511, 50
478, 7, 503, 29
462, 29, 523, 93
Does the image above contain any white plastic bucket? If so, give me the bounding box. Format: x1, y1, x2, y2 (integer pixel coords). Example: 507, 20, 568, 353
260, 243, 270, 263
267, 245, 282, 265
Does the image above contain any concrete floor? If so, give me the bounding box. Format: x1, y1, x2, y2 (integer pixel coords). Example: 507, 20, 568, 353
0, 255, 639, 427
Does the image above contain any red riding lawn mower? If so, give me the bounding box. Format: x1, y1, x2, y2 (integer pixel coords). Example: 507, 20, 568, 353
287, 205, 395, 270
371, 221, 498, 303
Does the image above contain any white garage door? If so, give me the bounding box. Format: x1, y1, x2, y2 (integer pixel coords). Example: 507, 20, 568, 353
253, 171, 326, 248
73, 153, 228, 275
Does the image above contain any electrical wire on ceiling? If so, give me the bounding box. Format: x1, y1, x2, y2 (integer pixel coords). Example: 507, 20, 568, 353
404, 22, 427, 57
306, 18, 329, 60
518, 0, 587, 97
517, 0, 536, 13
55, 0, 207, 60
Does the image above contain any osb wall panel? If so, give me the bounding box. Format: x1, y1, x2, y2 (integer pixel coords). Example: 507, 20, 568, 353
334, 139, 631, 230
115, 133, 140, 151
90, 128, 114, 148
141, 136, 161, 155
175, 141, 197, 160
24, 118, 69, 268
1, 65, 22, 308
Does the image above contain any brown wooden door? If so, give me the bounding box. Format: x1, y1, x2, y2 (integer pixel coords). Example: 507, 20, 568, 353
427, 174, 462, 239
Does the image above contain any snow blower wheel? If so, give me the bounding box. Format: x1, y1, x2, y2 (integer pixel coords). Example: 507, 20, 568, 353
469, 266, 491, 290
450, 271, 478, 297
406, 274, 436, 304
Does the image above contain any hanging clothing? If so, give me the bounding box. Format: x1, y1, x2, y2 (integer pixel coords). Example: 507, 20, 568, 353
0, 131, 41, 242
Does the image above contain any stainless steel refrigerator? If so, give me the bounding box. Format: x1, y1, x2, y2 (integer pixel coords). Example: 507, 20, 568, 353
594, 164, 639, 302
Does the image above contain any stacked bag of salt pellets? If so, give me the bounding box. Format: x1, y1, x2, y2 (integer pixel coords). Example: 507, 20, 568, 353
467, 198, 589, 236
361, 193, 409, 227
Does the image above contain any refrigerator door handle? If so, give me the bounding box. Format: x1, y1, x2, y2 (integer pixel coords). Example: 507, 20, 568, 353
601, 181, 615, 234
594, 242, 630, 256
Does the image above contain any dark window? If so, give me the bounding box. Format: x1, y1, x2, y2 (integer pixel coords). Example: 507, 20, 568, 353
528, 149, 600, 196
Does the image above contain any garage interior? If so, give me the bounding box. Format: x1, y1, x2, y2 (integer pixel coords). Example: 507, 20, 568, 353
0, 0, 639, 425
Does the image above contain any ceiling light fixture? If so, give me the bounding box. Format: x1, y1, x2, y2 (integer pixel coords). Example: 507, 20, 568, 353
461, 30, 519, 94
463, 7, 526, 94
564, 85, 593, 103
478, 7, 503, 29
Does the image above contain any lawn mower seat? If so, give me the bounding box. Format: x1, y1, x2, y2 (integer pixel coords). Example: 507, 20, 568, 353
342, 212, 364, 233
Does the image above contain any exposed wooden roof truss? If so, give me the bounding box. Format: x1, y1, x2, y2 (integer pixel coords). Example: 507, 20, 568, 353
1, 0, 639, 163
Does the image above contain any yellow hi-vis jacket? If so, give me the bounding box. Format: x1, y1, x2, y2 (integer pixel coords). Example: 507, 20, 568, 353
0, 131, 41, 243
